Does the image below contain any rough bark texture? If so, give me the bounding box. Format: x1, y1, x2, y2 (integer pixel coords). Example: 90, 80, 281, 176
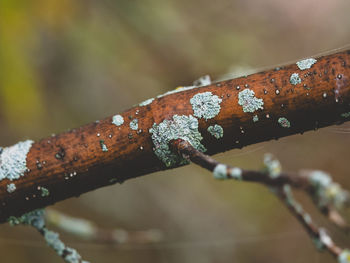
1, 50, 350, 223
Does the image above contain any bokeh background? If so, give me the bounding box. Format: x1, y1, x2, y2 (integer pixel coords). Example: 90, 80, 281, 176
0, 0, 350, 262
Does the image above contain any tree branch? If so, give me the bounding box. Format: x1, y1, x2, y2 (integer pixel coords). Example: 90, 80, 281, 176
0, 50, 350, 223
171, 138, 349, 260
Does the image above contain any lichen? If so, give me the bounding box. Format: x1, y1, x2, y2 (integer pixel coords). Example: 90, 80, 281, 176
112, 115, 124, 126
190, 92, 222, 120
341, 112, 350, 118
253, 115, 259, 122
230, 168, 242, 180
278, 117, 291, 128
7, 183, 16, 193
149, 115, 206, 167
193, 75, 211, 87
213, 164, 227, 180
129, 119, 138, 130
0, 140, 34, 181
263, 154, 281, 178
338, 249, 350, 263
157, 86, 198, 98
290, 73, 302, 85
41, 187, 50, 197
139, 98, 154, 107
308, 171, 349, 209
296, 58, 317, 70
9, 209, 89, 263
207, 124, 224, 139
238, 89, 264, 113
99, 140, 108, 152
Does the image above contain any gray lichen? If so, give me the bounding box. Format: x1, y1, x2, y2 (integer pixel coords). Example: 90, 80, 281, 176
99, 140, 108, 152
213, 164, 227, 180
230, 167, 242, 180
263, 154, 281, 178
308, 171, 349, 209
296, 58, 317, 70
190, 92, 222, 120
253, 115, 259, 122
41, 187, 50, 197
193, 75, 211, 87
9, 209, 89, 263
7, 183, 16, 193
278, 117, 291, 128
207, 124, 224, 139
290, 73, 302, 85
149, 115, 206, 167
139, 98, 154, 107
112, 115, 124, 126
341, 112, 350, 118
157, 86, 198, 98
238, 89, 264, 113
0, 140, 34, 181
129, 119, 139, 130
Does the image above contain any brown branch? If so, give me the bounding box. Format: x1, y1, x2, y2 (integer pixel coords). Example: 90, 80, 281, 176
171, 139, 349, 260
1, 50, 350, 223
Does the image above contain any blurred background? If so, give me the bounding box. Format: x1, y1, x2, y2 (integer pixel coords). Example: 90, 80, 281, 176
0, 0, 350, 262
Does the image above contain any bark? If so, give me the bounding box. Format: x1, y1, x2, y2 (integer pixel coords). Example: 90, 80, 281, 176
0, 50, 349, 223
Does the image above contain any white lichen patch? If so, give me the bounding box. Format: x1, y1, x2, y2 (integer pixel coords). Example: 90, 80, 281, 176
238, 89, 264, 113
0, 140, 34, 181
253, 115, 259, 122
139, 98, 154, 107
278, 117, 291, 128
7, 183, 16, 193
99, 140, 108, 152
149, 115, 206, 167
112, 115, 124, 126
308, 171, 349, 209
207, 124, 224, 139
157, 86, 198, 98
290, 73, 302, 85
190, 92, 222, 120
338, 249, 350, 263
213, 164, 227, 180
263, 153, 281, 178
193, 75, 211, 87
129, 119, 138, 130
296, 58, 317, 70
230, 167, 242, 180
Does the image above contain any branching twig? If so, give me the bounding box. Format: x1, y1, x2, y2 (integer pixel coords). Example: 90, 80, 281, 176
171, 139, 350, 261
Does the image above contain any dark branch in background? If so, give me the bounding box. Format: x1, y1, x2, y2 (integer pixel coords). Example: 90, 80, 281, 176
171, 139, 350, 261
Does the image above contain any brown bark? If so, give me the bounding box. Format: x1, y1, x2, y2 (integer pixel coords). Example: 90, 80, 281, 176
1, 50, 350, 223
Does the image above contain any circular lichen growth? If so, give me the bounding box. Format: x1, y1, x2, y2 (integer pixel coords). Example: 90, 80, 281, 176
190, 92, 222, 120
278, 117, 291, 128
290, 73, 302, 85
238, 89, 264, 113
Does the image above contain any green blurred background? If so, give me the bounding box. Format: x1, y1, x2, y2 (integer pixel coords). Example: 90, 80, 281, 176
0, 0, 350, 262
